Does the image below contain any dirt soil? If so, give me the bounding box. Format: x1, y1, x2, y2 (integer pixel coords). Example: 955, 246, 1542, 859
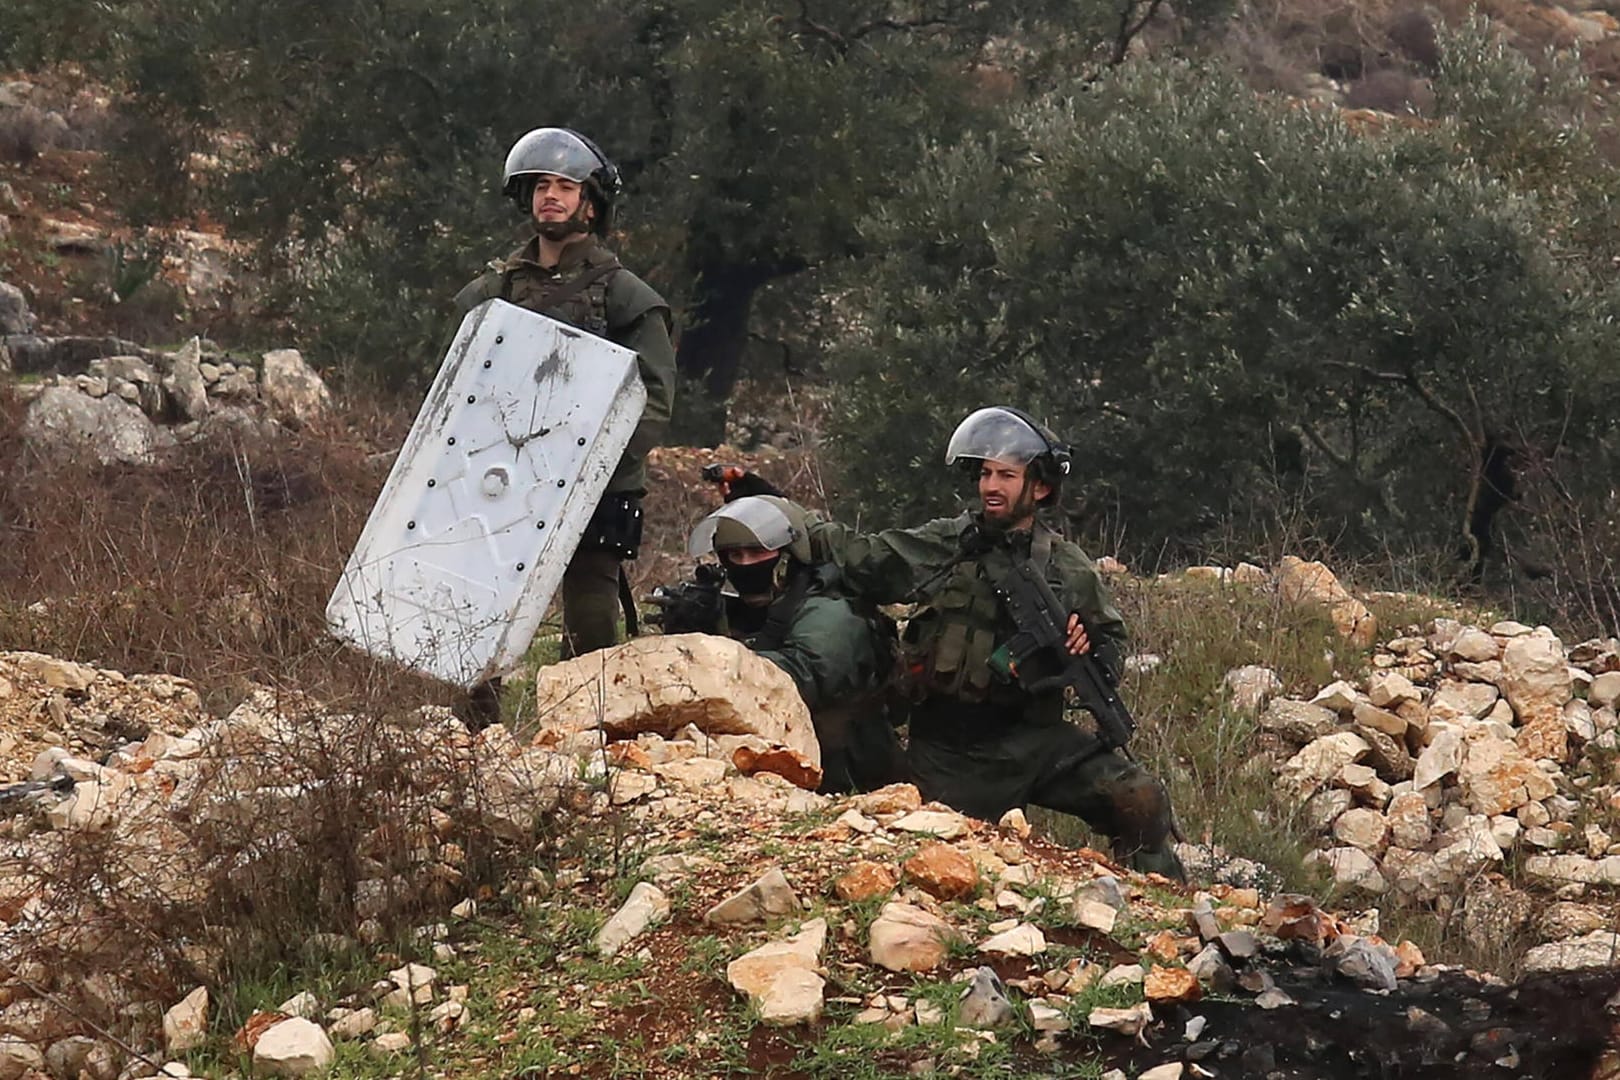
1112, 963, 1620, 1078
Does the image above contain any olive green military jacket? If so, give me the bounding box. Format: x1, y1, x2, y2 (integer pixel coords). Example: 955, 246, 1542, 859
723, 564, 886, 712
453, 235, 676, 494
806, 512, 1128, 683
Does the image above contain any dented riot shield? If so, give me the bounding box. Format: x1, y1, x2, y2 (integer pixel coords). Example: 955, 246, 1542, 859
326, 300, 646, 687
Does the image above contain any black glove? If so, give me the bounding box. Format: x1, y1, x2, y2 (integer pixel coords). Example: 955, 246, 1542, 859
645, 563, 727, 634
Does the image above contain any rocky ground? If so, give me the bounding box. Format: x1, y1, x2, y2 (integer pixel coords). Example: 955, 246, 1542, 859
0, 631, 1617, 1079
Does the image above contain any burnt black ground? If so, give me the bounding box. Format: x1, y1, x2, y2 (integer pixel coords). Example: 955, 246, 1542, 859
1090, 961, 1620, 1079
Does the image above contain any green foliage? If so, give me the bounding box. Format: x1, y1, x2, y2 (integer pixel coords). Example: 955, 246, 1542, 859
824, 58, 1619, 569
82, 0, 1191, 391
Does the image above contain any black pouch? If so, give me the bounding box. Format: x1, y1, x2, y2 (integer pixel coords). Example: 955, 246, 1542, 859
580, 493, 644, 559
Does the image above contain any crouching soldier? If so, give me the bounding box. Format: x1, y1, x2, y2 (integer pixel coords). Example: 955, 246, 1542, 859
677, 495, 906, 794
806, 406, 1185, 880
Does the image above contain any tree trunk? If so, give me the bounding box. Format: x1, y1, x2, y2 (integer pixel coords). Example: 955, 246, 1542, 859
670, 267, 762, 447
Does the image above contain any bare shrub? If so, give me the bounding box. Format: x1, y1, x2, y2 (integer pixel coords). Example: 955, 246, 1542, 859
0, 387, 609, 1062
1344, 67, 1435, 113
0, 105, 58, 163
1386, 7, 1441, 71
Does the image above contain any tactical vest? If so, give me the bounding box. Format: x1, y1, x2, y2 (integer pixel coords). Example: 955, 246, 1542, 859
460, 240, 623, 337
904, 515, 1057, 703
460, 238, 628, 335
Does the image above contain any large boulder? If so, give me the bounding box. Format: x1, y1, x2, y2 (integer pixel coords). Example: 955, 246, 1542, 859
0, 281, 32, 335
1278, 557, 1377, 648
533, 634, 820, 766
1499, 630, 1571, 760
160, 338, 209, 422
20, 385, 173, 465
260, 348, 331, 427
1522, 931, 1620, 974
1456, 728, 1556, 816
1278, 732, 1370, 798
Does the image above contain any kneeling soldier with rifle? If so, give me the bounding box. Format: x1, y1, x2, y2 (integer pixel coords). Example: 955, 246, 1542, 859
801, 407, 1185, 880
654, 494, 906, 795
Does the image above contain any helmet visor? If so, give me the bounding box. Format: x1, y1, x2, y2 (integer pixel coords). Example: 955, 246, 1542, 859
503, 128, 601, 186
944, 407, 1050, 466
687, 497, 798, 557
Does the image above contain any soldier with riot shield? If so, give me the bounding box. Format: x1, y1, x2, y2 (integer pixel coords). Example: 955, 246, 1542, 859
453, 127, 676, 661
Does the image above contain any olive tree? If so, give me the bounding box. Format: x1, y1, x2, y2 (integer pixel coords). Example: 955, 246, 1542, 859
823, 57, 1617, 571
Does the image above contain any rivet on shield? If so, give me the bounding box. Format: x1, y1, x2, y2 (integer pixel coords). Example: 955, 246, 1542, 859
556, 479, 566, 488
516, 563, 526, 571
467, 395, 476, 404
577, 437, 586, 446
448, 437, 457, 446
427, 479, 436, 488
536, 520, 546, 530
407, 521, 416, 530
481, 466, 511, 499
495, 334, 504, 344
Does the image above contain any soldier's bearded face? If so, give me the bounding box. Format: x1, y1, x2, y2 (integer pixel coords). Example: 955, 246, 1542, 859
531, 175, 592, 232
979, 460, 1049, 527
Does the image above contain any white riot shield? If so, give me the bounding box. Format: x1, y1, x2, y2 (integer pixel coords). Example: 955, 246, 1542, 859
326, 299, 646, 687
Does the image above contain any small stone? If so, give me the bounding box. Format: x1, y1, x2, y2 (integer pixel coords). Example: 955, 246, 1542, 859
836, 808, 879, 834
870, 903, 957, 972
370, 1031, 411, 1057
1333, 808, 1390, 852
163, 986, 208, 1054
705, 868, 800, 926
727, 919, 827, 1026
890, 809, 968, 839
276, 991, 319, 1019
1072, 899, 1118, 933
1591, 672, 1620, 710
1262, 699, 1340, 744
598, 882, 671, 956
1256, 988, 1296, 1009
1099, 963, 1146, 989
1353, 700, 1409, 738
385, 963, 436, 1007
1311, 680, 1362, 714
1450, 628, 1500, 662
903, 842, 979, 900
1073, 875, 1128, 910
978, 923, 1046, 957
853, 783, 922, 816
1140, 1066, 1185, 1080
1144, 966, 1201, 1003
834, 861, 899, 902
329, 1008, 376, 1039
1088, 1002, 1152, 1036
957, 967, 1014, 1029
997, 807, 1031, 837
1368, 672, 1422, 709
1222, 665, 1282, 712
1029, 1001, 1069, 1033
1305, 846, 1387, 892
252, 1017, 334, 1077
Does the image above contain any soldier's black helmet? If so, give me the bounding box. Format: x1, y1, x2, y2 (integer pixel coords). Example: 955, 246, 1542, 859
501, 127, 622, 234
944, 406, 1071, 507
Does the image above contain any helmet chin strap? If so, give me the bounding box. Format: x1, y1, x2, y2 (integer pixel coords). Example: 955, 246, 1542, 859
535, 206, 592, 241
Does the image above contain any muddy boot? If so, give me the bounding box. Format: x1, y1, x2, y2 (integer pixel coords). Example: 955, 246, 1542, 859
1120, 839, 1187, 883
455, 678, 503, 733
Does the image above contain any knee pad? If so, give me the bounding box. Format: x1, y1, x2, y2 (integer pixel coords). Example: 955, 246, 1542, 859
1101, 769, 1174, 849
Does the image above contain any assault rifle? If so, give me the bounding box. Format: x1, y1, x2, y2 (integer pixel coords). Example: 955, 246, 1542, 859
646, 562, 727, 634
0, 772, 74, 811
994, 559, 1136, 752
